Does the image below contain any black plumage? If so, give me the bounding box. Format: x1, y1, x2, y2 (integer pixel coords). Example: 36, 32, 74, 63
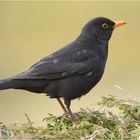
0, 17, 126, 120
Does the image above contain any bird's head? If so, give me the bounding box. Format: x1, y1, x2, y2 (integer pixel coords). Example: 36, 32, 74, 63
82, 17, 126, 41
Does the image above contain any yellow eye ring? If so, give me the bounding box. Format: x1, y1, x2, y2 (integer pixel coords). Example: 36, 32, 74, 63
101, 23, 108, 29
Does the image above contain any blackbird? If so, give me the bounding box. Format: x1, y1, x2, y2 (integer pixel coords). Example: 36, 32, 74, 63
0, 17, 126, 120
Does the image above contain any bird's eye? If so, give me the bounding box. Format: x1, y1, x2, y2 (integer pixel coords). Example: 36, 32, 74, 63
101, 23, 108, 29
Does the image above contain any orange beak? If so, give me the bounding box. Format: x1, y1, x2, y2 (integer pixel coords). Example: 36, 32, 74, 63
113, 21, 127, 28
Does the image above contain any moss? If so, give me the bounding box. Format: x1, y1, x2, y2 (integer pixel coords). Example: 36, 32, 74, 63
0, 95, 140, 139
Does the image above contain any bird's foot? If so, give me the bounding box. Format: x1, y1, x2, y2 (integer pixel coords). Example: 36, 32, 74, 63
60, 112, 80, 121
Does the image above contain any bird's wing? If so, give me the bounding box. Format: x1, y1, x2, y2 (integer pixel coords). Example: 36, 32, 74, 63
14, 49, 99, 80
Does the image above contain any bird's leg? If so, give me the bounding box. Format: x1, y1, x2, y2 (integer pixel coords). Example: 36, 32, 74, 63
64, 99, 76, 121
56, 98, 68, 114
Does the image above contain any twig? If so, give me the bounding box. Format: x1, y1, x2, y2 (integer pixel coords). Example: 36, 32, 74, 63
24, 113, 32, 128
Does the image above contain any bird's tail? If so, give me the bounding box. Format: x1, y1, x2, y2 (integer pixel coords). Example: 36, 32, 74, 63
0, 78, 19, 90
0, 78, 49, 93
